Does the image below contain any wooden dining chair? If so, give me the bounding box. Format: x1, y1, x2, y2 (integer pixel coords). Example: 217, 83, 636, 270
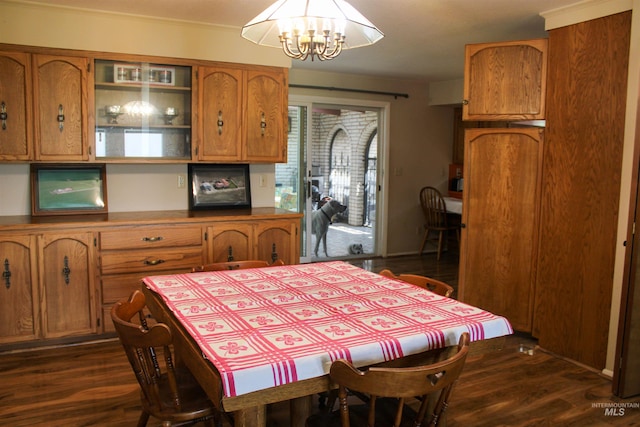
306, 333, 470, 427
111, 290, 221, 427
378, 269, 454, 298
191, 258, 285, 272
419, 186, 460, 260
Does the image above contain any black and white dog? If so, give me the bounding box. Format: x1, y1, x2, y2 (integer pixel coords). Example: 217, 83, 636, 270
312, 199, 347, 257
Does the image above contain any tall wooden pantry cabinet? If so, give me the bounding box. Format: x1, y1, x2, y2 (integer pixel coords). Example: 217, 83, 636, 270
459, 11, 631, 370
533, 12, 631, 370
458, 38, 547, 333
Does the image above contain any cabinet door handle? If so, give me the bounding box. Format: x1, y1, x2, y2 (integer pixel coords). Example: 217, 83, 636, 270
260, 112, 267, 136
217, 110, 224, 135
227, 246, 234, 262
57, 104, 65, 132
141, 236, 164, 242
0, 102, 7, 130
2, 259, 11, 289
271, 243, 278, 263
62, 255, 71, 285
144, 259, 166, 266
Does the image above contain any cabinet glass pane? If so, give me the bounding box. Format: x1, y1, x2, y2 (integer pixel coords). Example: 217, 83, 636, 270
94, 59, 191, 160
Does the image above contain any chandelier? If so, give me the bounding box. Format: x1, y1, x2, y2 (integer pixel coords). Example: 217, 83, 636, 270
241, 0, 384, 61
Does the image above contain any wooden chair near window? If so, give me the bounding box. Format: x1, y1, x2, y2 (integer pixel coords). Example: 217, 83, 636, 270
418, 186, 461, 261
191, 258, 285, 272
306, 333, 470, 427
110, 290, 222, 427
378, 269, 454, 298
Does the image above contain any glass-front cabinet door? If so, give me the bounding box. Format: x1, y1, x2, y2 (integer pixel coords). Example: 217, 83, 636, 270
94, 59, 192, 160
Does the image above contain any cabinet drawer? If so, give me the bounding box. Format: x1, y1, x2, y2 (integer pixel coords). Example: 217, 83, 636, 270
102, 273, 147, 304
100, 226, 202, 250
100, 247, 203, 275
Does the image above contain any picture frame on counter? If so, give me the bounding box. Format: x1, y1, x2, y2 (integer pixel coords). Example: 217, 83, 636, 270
30, 164, 108, 216
188, 164, 251, 210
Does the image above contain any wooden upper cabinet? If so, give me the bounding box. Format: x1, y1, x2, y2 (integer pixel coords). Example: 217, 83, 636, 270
245, 69, 287, 162
33, 54, 91, 161
196, 65, 287, 163
0, 51, 32, 160
197, 66, 243, 161
463, 39, 547, 121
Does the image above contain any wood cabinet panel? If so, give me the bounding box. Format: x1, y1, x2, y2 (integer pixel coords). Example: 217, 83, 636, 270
33, 54, 90, 161
458, 128, 543, 332
0, 51, 32, 160
255, 220, 298, 265
196, 65, 287, 163
0, 210, 301, 347
100, 247, 203, 275
533, 12, 630, 369
208, 222, 253, 263
0, 235, 39, 344
245, 69, 287, 162
463, 39, 547, 121
197, 66, 243, 161
38, 232, 96, 338
99, 226, 202, 251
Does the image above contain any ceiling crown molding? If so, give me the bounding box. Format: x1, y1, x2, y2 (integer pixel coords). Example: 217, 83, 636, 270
541, 0, 632, 30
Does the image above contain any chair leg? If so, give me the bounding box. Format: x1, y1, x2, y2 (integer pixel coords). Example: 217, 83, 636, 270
137, 411, 150, 427
437, 231, 444, 261
419, 228, 430, 255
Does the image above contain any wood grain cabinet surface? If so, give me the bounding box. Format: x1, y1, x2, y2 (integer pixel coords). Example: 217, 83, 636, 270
0, 43, 288, 164
33, 54, 91, 161
463, 38, 547, 121
196, 65, 288, 163
99, 225, 205, 333
0, 234, 39, 344
458, 128, 543, 333
0, 51, 32, 160
0, 210, 301, 347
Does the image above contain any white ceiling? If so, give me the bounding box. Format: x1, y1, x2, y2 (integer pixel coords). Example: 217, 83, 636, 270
35, 0, 579, 81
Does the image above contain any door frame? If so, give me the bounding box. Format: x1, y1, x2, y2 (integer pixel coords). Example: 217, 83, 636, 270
289, 94, 391, 261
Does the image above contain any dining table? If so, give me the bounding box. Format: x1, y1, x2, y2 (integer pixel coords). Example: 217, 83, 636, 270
141, 261, 512, 427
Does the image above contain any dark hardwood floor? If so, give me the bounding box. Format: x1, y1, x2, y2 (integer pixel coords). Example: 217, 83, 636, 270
1, 252, 638, 426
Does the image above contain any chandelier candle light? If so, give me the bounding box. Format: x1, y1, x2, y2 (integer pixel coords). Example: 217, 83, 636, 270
241, 0, 383, 61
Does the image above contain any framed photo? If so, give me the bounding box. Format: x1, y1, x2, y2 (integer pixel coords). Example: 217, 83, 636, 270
30, 164, 108, 216
188, 164, 251, 210
113, 63, 175, 86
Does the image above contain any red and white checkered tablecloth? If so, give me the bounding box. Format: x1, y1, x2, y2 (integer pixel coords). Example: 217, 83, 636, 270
143, 261, 512, 397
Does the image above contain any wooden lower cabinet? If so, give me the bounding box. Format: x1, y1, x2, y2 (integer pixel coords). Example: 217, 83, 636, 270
0, 232, 97, 345
38, 232, 98, 338
458, 128, 543, 332
0, 210, 301, 347
0, 234, 39, 344
207, 222, 253, 263
255, 219, 298, 265
206, 218, 299, 265
99, 225, 205, 333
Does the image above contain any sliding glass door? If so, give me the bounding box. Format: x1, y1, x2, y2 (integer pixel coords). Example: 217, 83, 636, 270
276, 95, 388, 263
